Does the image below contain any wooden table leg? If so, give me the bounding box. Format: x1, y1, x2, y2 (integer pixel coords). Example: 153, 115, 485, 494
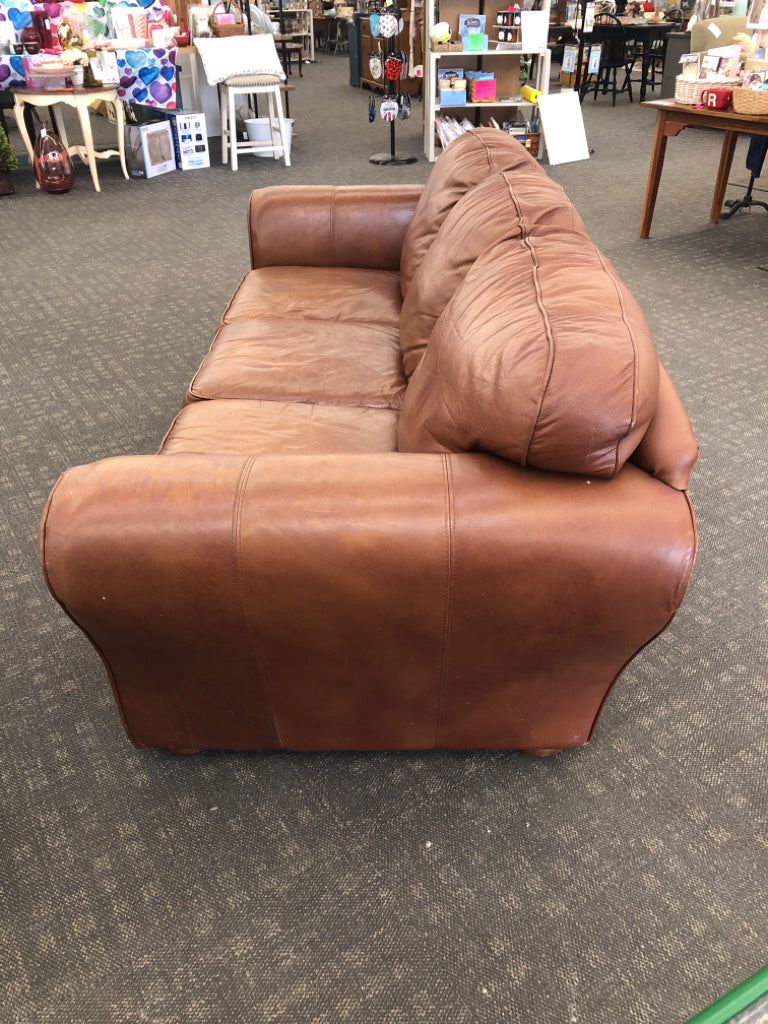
640, 111, 668, 238
711, 129, 738, 223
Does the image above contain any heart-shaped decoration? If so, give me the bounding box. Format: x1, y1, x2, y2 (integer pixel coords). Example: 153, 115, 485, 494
138, 64, 160, 84
9, 9, 32, 30
160, 64, 175, 80
124, 49, 147, 68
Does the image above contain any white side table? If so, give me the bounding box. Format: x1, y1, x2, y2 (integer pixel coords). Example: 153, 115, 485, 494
12, 85, 128, 192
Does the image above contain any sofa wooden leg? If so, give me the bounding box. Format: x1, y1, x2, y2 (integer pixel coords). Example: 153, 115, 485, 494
521, 747, 563, 757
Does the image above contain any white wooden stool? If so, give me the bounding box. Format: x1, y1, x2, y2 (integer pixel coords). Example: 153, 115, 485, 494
220, 74, 291, 170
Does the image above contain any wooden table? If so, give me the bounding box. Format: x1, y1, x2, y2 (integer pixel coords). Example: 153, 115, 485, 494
640, 98, 768, 238
12, 85, 127, 192
619, 20, 674, 103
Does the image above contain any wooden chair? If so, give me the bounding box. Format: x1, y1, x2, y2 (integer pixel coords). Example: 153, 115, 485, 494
580, 14, 636, 106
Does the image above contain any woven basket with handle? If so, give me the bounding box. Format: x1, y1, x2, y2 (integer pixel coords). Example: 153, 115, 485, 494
210, 1, 245, 37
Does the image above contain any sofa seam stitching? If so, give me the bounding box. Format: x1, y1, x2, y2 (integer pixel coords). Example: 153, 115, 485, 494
436, 453, 455, 747
518, 232, 555, 467
595, 250, 642, 476
232, 455, 283, 748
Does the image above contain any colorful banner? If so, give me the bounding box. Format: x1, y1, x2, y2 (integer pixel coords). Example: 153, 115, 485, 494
116, 44, 176, 107
0, 1, 177, 108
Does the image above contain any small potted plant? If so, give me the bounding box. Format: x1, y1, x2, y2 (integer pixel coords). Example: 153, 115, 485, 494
0, 122, 18, 196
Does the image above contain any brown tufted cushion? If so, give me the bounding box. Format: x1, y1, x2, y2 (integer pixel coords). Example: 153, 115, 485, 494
397, 234, 660, 479
399, 169, 590, 379
399, 129, 545, 298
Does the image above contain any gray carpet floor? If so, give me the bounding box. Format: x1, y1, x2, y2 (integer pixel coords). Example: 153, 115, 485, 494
1, 54, 767, 1024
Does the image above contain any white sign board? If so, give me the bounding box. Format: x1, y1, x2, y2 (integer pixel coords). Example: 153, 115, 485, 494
537, 90, 590, 166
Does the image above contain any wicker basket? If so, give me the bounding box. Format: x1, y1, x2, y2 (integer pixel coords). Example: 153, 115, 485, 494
674, 76, 706, 105
674, 75, 739, 105
210, 1, 245, 37
732, 86, 768, 115
744, 58, 768, 73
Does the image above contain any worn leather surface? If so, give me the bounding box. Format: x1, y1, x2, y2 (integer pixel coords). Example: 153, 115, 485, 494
39, 141, 699, 753
220, 265, 403, 328
400, 169, 589, 379
399, 128, 546, 296
248, 184, 424, 271
160, 399, 399, 455
187, 317, 406, 409
398, 235, 660, 478
630, 361, 699, 490
40, 454, 696, 752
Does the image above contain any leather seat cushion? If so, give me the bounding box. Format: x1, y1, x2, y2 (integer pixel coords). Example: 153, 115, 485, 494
400, 169, 590, 378
221, 265, 403, 329
398, 234, 660, 479
159, 399, 400, 456
399, 128, 546, 297
188, 317, 406, 408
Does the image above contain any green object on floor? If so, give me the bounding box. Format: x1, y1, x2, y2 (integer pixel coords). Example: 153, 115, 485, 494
687, 964, 768, 1024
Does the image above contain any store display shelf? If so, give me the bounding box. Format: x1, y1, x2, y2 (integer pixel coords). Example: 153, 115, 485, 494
430, 46, 548, 59
436, 97, 534, 110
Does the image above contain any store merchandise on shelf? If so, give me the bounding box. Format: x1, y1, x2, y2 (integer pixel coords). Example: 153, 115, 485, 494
423, 0, 552, 161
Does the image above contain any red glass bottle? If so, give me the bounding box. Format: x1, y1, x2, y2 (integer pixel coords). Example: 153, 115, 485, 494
20, 23, 42, 53
34, 127, 74, 194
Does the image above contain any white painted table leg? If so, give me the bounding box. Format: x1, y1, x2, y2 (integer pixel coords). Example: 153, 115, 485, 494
75, 96, 100, 192
112, 98, 128, 179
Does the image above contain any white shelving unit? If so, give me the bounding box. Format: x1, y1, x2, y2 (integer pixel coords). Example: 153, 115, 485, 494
267, 2, 315, 61
423, 0, 552, 162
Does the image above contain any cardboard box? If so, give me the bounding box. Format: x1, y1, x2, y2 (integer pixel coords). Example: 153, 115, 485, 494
438, 69, 467, 106
165, 111, 210, 170
467, 71, 496, 101
440, 83, 467, 105
123, 121, 176, 179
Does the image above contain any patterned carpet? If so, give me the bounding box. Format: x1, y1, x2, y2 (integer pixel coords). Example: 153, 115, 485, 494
1, 55, 767, 1024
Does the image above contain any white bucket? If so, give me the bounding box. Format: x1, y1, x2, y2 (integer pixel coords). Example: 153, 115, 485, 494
244, 117, 293, 157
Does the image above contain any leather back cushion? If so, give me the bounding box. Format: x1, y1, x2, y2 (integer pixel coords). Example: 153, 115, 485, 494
399, 129, 545, 298
399, 169, 589, 379
398, 235, 660, 478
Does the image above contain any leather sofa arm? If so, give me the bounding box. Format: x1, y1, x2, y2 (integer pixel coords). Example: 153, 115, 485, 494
247, 184, 424, 272
630, 360, 698, 491
40, 452, 696, 753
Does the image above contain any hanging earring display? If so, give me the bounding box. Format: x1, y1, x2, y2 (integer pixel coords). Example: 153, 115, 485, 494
368, 0, 416, 166
368, 95, 376, 121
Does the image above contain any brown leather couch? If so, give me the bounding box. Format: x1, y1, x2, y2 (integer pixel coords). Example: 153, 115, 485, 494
40, 129, 698, 756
